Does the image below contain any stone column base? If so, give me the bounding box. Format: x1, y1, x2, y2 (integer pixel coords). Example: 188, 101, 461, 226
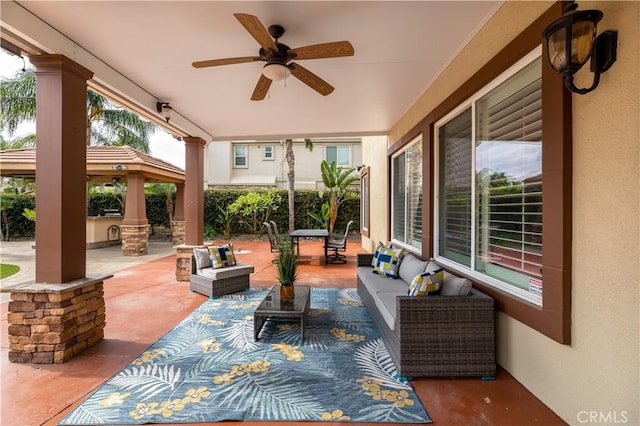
121, 224, 150, 256
171, 220, 185, 245
176, 244, 204, 282
6, 276, 109, 364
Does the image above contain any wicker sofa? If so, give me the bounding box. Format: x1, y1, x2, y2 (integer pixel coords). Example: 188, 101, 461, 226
357, 252, 496, 379
190, 251, 253, 298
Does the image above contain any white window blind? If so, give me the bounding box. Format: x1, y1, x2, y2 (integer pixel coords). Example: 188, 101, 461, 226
392, 136, 422, 251
475, 58, 543, 289
438, 109, 473, 266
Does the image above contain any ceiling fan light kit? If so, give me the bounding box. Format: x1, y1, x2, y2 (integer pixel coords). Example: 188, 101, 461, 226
262, 63, 290, 81
192, 13, 354, 101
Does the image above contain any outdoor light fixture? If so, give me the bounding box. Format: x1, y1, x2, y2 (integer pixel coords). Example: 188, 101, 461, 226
156, 102, 173, 123
262, 63, 290, 81
542, 1, 617, 94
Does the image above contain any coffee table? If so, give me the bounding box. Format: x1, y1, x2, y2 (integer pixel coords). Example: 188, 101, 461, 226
254, 285, 310, 341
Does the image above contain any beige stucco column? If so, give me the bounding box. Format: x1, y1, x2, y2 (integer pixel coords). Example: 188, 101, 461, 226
31, 55, 93, 283
171, 182, 186, 245
121, 172, 149, 256
176, 137, 206, 281
7, 55, 108, 364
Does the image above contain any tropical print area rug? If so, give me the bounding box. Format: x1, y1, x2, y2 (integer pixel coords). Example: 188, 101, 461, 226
59, 287, 431, 425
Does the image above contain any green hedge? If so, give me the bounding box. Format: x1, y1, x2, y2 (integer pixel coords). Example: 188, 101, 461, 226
0, 194, 36, 239
0, 189, 360, 240
203, 189, 360, 237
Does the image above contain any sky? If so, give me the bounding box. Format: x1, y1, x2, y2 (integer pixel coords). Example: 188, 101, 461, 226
0, 51, 186, 169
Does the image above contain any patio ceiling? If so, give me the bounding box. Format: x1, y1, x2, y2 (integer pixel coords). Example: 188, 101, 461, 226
1, 1, 501, 142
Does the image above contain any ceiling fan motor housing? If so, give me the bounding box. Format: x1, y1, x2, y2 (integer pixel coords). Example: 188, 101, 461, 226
259, 42, 294, 65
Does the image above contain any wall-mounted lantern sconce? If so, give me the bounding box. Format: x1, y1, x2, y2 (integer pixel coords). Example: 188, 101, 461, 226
156, 102, 173, 123
542, 1, 617, 94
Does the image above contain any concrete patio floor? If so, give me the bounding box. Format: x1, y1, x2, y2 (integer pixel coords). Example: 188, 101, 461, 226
0, 239, 566, 425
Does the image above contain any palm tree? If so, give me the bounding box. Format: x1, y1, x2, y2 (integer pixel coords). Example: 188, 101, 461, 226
284, 138, 314, 233
0, 70, 156, 152
320, 160, 360, 234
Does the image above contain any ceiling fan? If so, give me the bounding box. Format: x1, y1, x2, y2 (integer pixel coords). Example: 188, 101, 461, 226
192, 13, 355, 101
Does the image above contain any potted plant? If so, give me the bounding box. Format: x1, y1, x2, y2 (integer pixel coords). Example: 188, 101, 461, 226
276, 239, 297, 299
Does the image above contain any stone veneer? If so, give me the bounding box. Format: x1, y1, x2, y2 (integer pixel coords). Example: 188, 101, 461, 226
175, 244, 202, 282
121, 224, 150, 256
5, 276, 110, 364
171, 220, 185, 245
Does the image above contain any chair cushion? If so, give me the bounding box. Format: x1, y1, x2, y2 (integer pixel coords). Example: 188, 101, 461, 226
196, 263, 254, 280
398, 253, 428, 284
193, 247, 212, 269
208, 243, 237, 269
408, 268, 445, 296
372, 246, 405, 279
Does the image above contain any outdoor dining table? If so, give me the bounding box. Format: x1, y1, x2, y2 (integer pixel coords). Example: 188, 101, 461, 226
289, 229, 329, 263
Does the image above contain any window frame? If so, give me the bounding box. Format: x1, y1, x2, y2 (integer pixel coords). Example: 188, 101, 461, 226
434, 47, 543, 306
233, 145, 248, 168
387, 3, 571, 344
361, 167, 370, 237
391, 134, 423, 253
263, 144, 275, 161
325, 145, 351, 166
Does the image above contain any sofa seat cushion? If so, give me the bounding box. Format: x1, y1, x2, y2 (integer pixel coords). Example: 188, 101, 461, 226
376, 291, 401, 331
196, 263, 254, 280
357, 267, 408, 294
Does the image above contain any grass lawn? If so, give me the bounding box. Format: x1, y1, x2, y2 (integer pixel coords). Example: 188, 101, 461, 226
0, 263, 20, 279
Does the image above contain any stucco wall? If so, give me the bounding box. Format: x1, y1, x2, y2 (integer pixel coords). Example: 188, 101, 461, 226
361, 135, 389, 252
387, 1, 639, 424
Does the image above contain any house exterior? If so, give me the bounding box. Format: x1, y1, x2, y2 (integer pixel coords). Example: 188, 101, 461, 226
362, 2, 639, 424
205, 137, 363, 189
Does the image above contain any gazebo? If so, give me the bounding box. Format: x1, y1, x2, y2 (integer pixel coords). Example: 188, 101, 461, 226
0, 145, 186, 255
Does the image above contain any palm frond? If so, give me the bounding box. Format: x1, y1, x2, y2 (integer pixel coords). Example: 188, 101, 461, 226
354, 339, 409, 390
111, 364, 181, 401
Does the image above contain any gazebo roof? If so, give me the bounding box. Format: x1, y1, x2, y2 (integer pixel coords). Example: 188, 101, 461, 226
0, 146, 185, 184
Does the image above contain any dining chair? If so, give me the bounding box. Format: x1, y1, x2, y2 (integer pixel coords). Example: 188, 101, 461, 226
325, 220, 354, 264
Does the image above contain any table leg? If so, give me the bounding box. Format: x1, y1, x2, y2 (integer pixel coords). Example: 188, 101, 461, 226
323, 236, 328, 264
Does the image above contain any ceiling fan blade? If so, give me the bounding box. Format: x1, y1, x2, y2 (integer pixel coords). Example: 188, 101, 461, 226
251, 74, 272, 101
288, 41, 354, 60
192, 56, 261, 69
289, 62, 334, 96
233, 13, 277, 51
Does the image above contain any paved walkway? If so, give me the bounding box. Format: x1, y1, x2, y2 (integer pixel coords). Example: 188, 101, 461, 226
0, 241, 177, 303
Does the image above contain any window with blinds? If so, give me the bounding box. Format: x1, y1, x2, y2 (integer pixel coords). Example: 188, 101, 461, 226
438, 108, 472, 266
392, 136, 422, 251
435, 51, 543, 303
475, 57, 542, 291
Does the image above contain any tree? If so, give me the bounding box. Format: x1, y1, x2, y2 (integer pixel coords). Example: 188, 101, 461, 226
145, 183, 175, 221
320, 160, 360, 234
0, 197, 14, 241
0, 69, 156, 153
284, 138, 314, 233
